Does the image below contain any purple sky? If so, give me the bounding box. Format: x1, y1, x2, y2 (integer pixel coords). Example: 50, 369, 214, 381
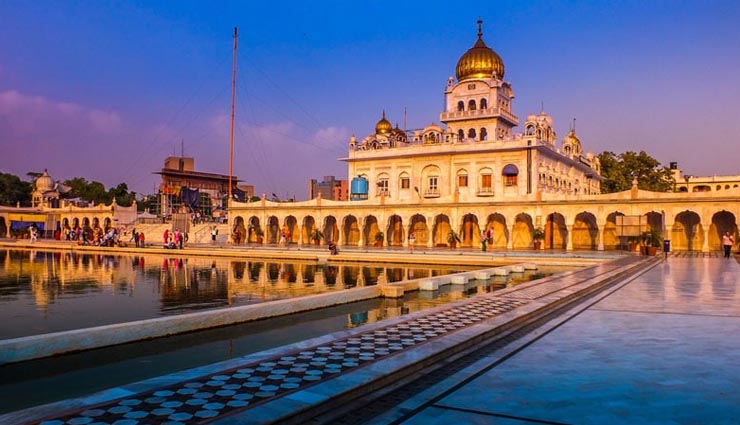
1, 1, 739, 200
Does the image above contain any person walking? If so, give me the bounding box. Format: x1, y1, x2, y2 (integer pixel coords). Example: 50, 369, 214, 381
211, 226, 218, 245
722, 231, 734, 258
408, 230, 416, 253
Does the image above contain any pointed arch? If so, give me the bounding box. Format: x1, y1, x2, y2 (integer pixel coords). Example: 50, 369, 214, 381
433, 214, 452, 247
512, 213, 533, 248
409, 214, 429, 246
343, 215, 360, 245
545, 212, 567, 249
485, 213, 508, 249
572, 212, 598, 250
672, 210, 702, 251
388, 215, 404, 246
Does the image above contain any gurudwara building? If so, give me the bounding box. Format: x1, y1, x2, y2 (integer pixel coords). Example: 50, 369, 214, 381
229, 21, 739, 252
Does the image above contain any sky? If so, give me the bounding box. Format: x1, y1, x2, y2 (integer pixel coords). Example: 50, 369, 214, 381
1, 0, 739, 200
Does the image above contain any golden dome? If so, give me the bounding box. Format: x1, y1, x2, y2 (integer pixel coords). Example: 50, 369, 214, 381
375, 111, 392, 135
455, 20, 504, 81
35, 169, 54, 192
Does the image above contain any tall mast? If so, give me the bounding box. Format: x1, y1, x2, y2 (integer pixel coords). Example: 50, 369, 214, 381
228, 27, 238, 204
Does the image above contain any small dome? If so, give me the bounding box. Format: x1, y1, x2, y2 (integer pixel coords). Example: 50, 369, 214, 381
565, 129, 581, 145
455, 20, 505, 81
375, 111, 392, 135
35, 169, 54, 192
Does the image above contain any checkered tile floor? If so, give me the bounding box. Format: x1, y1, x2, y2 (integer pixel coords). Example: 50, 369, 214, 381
36, 296, 528, 425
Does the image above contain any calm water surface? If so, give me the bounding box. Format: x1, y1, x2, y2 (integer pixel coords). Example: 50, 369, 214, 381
0, 249, 494, 339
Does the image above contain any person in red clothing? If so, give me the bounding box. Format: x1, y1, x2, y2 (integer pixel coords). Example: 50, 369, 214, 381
163, 229, 169, 245
139, 232, 145, 248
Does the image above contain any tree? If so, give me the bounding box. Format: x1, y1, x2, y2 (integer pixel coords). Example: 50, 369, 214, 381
0, 173, 32, 206
598, 151, 674, 193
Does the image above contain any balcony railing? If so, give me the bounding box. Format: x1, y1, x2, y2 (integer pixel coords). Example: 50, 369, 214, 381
477, 187, 494, 197
423, 189, 440, 198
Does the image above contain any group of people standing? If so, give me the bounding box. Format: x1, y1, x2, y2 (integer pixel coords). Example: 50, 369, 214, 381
163, 228, 187, 249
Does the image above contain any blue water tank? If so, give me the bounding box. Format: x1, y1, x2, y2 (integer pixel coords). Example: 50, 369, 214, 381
350, 176, 369, 201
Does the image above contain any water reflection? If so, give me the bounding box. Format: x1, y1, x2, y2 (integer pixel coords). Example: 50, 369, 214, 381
0, 249, 479, 339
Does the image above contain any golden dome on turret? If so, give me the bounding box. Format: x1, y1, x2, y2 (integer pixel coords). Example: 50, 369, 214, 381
455, 20, 505, 81
375, 111, 392, 135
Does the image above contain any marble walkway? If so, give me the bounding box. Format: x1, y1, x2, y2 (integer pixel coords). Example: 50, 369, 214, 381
2, 255, 652, 425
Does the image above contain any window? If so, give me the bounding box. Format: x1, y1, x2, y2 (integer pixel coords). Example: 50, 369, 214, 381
480, 128, 488, 141
502, 164, 519, 186
400, 177, 410, 189
377, 178, 389, 196
457, 172, 468, 187
468, 99, 476, 110
457, 101, 464, 111
426, 176, 439, 196
482, 174, 492, 190
468, 128, 476, 139
458, 129, 464, 141
480, 98, 488, 109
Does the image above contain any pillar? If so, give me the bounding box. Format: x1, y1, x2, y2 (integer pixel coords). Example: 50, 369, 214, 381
566, 225, 573, 251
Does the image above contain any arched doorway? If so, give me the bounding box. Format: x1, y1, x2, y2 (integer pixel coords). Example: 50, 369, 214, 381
388, 215, 404, 246
460, 213, 480, 247
302, 216, 317, 245
432, 214, 452, 247
103, 217, 112, 231
672, 211, 702, 251
284, 216, 298, 245
604, 212, 624, 250
545, 212, 567, 249
248, 216, 262, 243
512, 213, 533, 248
572, 212, 598, 250
323, 216, 339, 244
409, 214, 429, 247
364, 215, 380, 247
709, 211, 737, 251
233, 216, 246, 244
343, 215, 360, 246
267, 216, 280, 244
485, 213, 508, 249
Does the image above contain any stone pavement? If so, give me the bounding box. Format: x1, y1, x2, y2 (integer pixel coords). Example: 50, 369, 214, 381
2, 255, 651, 425
369, 253, 740, 424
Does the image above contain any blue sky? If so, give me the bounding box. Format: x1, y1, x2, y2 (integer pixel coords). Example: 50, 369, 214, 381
1, 0, 739, 199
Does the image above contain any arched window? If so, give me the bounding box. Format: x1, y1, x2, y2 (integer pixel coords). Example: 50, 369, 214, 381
457, 169, 468, 188
468, 99, 476, 110
399, 172, 410, 190
457, 129, 464, 141
502, 164, 518, 187
457, 101, 464, 112
421, 165, 442, 197
480, 98, 488, 109
717, 185, 722, 191
526, 125, 535, 135
480, 128, 488, 141
479, 167, 493, 194
468, 128, 476, 139
376, 173, 390, 197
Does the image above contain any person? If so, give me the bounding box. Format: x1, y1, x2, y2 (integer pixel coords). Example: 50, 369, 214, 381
138, 232, 145, 248
480, 229, 487, 252
722, 231, 734, 258
211, 226, 218, 245
279, 230, 287, 247
131, 228, 138, 247
408, 230, 416, 252
29, 226, 37, 242
328, 240, 338, 255
163, 229, 169, 246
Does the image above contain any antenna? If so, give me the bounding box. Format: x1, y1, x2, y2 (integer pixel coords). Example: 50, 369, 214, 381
181, 139, 184, 157
404, 107, 407, 132
573, 117, 577, 132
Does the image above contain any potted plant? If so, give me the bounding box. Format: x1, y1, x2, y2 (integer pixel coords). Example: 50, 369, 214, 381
627, 236, 639, 252
253, 227, 264, 244
447, 230, 461, 248
532, 226, 545, 250
310, 228, 323, 246
374, 231, 384, 247
641, 228, 661, 256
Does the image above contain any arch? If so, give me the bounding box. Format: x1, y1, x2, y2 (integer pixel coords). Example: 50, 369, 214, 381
343, 215, 360, 245
572, 212, 599, 250
82, 217, 90, 228
421, 165, 442, 197
457, 101, 464, 111
512, 213, 533, 248
432, 214, 452, 247
399, 172, 410, 190
604, 212, 624, 250
502, 164, 519, 187
468, 128, 476, 139
323, 216, 339, 244
545, 213, 567, 249
672, 210, 703, 251
468, 99, 476, 110
456, 169, 469, 188
248, 216, 262, 243
709, 211, 737, 251
485, 213, 508, 249
283, 216, 298, 244
480, 128, 488, 141
267, 216, 280, 244
103, 217, 112, 231
302, 216, 317, 244
92, 217, 100, 229
387, 215, 404, 246
364, 215, 380, 247
233, 216, 246, 245
457, 129, 464, 141
526, 125, 535, 135
409, 214, 428, 247
460, 213, 480, 247
72, 218, 80, 229
480, 98, 488, 109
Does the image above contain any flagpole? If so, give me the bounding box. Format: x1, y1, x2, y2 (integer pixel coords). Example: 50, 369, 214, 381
228, 27, 238, 205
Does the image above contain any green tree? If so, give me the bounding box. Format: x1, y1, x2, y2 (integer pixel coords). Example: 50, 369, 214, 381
63, 177, 112, 205
0, 173, 32, 206
598, 150, 674, 193
108, 183, 135, 206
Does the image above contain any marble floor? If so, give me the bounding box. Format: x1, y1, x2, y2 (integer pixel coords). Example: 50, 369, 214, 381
401, 254, 740, 425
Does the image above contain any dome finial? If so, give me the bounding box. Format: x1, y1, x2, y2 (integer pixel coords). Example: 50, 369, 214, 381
477, 18, 483, 40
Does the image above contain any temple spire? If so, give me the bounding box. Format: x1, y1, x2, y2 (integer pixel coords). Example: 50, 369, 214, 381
477, 19, 483, 40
